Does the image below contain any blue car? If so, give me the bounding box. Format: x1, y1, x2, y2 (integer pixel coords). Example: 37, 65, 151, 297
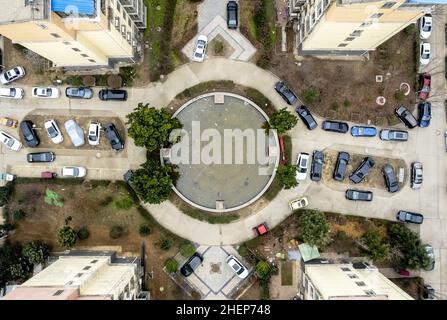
351, 126, 377, 137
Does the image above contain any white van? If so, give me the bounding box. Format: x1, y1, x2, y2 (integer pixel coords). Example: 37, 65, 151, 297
0, 87, 24, 99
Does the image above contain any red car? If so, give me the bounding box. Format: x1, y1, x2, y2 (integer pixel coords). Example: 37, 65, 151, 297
252, 223, 269, 236
419, 73, 431, 100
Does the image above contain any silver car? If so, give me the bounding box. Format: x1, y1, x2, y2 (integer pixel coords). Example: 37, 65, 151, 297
380, 129, 408, 141
411, 162, 423, 189
64, 119, 85, 147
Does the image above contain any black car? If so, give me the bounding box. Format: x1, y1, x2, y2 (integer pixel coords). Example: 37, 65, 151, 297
180, 252, 204, 277
383, 164, 399, 193
296, 105, 317, 130
19, 120, 39, 147
395, 106, 418, 129
322, 120, 349, 133
27, 152, 55, 163
396, 210, 424, 224
333, 151, 350, 181
98, 89, 128, 101
349, 157, 375, 184
274, 82, 298, 105
65, 87, 93, 99
345, 189, 373, 201
422, 284, 435, 300
227, 1, 238, 29
310, 150, 324, 181
104, 123, 124, 151
418, 102, 431, 128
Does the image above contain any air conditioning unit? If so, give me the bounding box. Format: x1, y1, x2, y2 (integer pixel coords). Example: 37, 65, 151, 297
121, 25, 126, 35
115, 17, 120, 28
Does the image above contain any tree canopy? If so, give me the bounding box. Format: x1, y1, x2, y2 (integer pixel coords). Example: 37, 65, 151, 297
267, 108, 298, 135
22, 241, 50, 265
126, 104, 182, 153
57, 226, 77, 249
361, 230, 389, 263
298, 210, 330, 248
276, 164, 298, 189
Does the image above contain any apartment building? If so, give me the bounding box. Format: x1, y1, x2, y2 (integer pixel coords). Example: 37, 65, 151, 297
288, 0, 434, 56
0, 0, 147, 70
300, 262, 414, 300
2, 251, 150, 300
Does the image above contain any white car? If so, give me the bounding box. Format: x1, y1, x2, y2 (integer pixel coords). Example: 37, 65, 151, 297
420, 14, 432, 39
88, 122, 101, 146
32, 87, 60, 99
193, 35, 208, 62
289, 196, 309, 211
420, 42, 431, 65
64, 119, 85, 147
62, 166, 87, 178
0, 87, 24, 99
0, 131, 23, 151
44, 119, 64, 144
296, 153, 310, 181
226, 255, 249, 279
0, 66, 25, 85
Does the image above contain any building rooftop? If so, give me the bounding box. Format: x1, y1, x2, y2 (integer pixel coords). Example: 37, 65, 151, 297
0, 0, 48, 24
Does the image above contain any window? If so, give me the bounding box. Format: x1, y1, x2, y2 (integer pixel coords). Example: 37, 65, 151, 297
127, 32, 132, 41
348, 274, 358, 279
370, 13, 383, 19
324, 0, 330, 9
121, 25, 126, 35
350, 30, 363, 37
341, 267, 351, 271
338, 43, 348, 47
115, 17, 120, 29
88, 59, 96, 63
72, 48, 81, 52
345, 37, 355, 42
76, 273, 83, 277
83, 266, 91, 270
35, 23, 48, 30
116, 2, 121, 12
128, 17, 131, 26
355, 281, 367, 287
81, 54, 89, 57
53, 290, 64, 296
316, 1, 323, 18
63, 41, 71, 45
91, 260, 98, 263
381, 2, 396, 9
50, 33, 61, 38
360, 21, 372, 27
364, 290, 376, 295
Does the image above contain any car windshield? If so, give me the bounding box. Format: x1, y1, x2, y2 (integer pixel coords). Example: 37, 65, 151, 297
89, 133, 98, 141
9, 88, 16, 96
72, 168, 79, 176
422, 52, 430, 59
45, 89, 52, 96
47, 125, 57, 138
6, 139, 14, 147
422, 25, 431, 32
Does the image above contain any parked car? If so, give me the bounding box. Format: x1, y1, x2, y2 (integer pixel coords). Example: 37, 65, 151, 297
252, 222, 269, 237
310, 150, 324, 182
0, 117, 18, 128
383, 164, 399, 193
193, 35, 208, 62
411, 162, 423, 189
64, 119, 85, 147
295, 152, 309, 181
62, 166, 86, 178
349, 157, 375, 184
395, 106, 418, 129
27, 152, 55, 163
345, 189, 373, 201
296, 105, 317, 130
32, 87, 60, 98
418, 73, 431, 100
289, 196, 309, 211
379, 129, 408, 141
0, 131, 22, 151
350, 126, 377, 137
65, 87, 93, 99
0, 66, 25, 84
422, 284, 435, 300
226, 255, 249, 279
20, 120, 39, 147
420, 13, 432, 39
322, 120, 349, 133
445, 130, 447, 152
226, 1, 238, 29
417, 102, 431, 128
104, 123, 124, 151
275, 82, 298, 105
180, 252, 204, 277
88, 122, 101, 146
396, 210, 424, 224
98, 89, 127, 101
44, 119, 63, 144
420, 42, 431, 65
41, 171, 57, 179
333, 151, 350, 181
0, 87, 24, 99
423, 244, 435, 271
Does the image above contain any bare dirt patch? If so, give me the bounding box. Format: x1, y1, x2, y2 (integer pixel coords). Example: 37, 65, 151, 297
322, 149, 408, 191
208, 35, 236, 58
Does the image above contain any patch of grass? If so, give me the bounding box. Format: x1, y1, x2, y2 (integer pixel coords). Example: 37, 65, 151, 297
303, 87, 321, 104
160, 237, 173, 251
165, 258, 178, 273
113, 196, 134, 210
253, 0, 276, 69
343, 99, 351, 108
280, 261, 293, 286
262, 177, 282, 201
283, 135, 292, 165
179, 242, 196, 258
394, 89, 406, 102
388, 114, 401, 126
182, 206, 239, 224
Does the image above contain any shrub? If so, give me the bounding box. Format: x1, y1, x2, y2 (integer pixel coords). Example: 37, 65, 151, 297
109, 226, 124, 239
13, 210, 25, 221
298, 210, 330, 248
213, 40, 224, 55
22, 241, 50, 265
0, 183, 14, 206
165, 258, 178, 273
179, 243, 196, 258
276, 164, 298, 190
394, 89, 406, 102
77, 227, 90, 240
268, 108, 298, 135
114, 197, 134, 210
256, 260, 272, 279
139, 224, 152, 236
99, 196, 113, 207
362, 230, 389, 263
57, 226, 77, 249
160, 237, 173, 251
260, 278, 270, 300
343, 99, 351, 108
303, 88, 320, 104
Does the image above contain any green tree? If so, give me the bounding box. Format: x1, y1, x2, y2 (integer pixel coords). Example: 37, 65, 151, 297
9, 258, 32, 279
179, 243, 196, 258
298, 210, 330, 248
0, 241, 23, 286
160, 237, 173, 251
22, 241, 50, 265
110, 226, 124, 239
361, 230, 389, 263
57, 226, 77, 249
139, 224, 152, 236
268, 108, 298, 135
388, 224, 431, 270
165, 258, 178, 273
131, 159, 174, 204
126, 104, 182, 153
0, 183, 14, 207
276, 164, 298, 189
77, 227, 90, 240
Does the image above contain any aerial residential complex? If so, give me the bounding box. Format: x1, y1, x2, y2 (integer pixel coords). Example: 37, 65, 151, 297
0, 0, 147, 70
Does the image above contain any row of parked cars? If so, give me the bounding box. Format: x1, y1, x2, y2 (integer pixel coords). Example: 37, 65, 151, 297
0, 66, 128, 101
